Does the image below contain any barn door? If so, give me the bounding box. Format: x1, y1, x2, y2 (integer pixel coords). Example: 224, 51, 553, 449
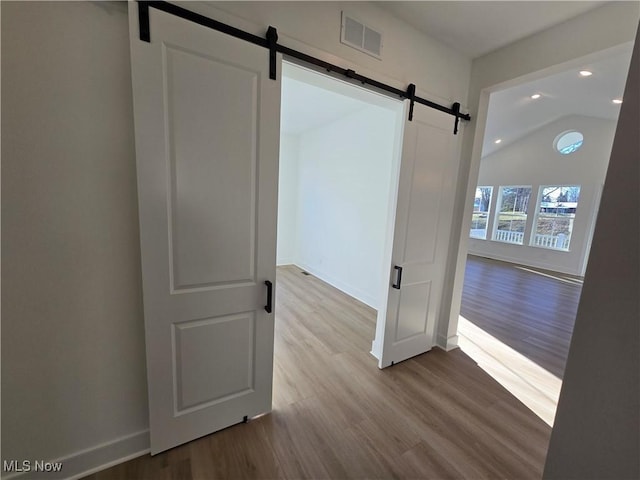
129, 4, 281, 454
378, 104, 461, 368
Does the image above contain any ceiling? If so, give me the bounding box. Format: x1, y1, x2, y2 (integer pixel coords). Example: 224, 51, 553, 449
281, 62, 400, 135
378, 1, 606, 59
281, 76, 369, 135
482, 47, 632, 157
281, 3, 631, 159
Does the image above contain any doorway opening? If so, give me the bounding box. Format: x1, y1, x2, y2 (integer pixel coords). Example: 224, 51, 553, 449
275, 61, 405, 370
458, 44, 633, 425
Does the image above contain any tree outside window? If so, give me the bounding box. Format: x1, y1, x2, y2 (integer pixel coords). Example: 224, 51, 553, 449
493, 186, 532, 245
470, 186, 493, 239
532, 185, 581, 251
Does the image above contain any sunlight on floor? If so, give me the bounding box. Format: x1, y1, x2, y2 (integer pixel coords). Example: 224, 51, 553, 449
457, 315, 562, 426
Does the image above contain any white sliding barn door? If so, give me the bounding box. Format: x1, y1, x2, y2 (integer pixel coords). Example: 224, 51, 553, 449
378, 105, 461, 368
129, 5, 281, 454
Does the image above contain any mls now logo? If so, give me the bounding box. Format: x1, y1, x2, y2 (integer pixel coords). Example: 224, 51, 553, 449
3, 460, 63, 473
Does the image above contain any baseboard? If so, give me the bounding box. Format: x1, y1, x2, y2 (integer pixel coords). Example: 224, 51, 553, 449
370, 339, 381, 361
276, 258, 295, 266
2, 430, 150, 480
467, 250, 581, 276
437, 333, 459, 351
293, 261, 379, 310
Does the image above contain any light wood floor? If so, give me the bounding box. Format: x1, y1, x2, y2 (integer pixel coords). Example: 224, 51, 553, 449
87, 265, 551, 479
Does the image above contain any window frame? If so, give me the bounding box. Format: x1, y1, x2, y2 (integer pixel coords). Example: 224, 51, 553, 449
530, 184, 581, 252
554, 130, 584, 155
470, 186, 494, 240
492, 185, 533, 245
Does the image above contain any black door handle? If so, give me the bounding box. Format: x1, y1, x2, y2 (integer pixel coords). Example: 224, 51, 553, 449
392, 266, 403, 290
265, 280, 273, 313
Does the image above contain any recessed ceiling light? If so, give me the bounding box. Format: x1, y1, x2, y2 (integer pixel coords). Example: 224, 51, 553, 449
579, 70, 593, 77
612, 98, 623, 104
531, 94, 541, 99
494, 139, 502, 144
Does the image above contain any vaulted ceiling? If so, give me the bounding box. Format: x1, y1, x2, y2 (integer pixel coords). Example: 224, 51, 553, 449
482, 46, 633, 157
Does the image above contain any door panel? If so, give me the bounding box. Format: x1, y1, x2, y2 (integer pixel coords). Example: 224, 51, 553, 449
173, 312, 255, 413
404, 129, 447, 263
379, 105, 460, 368
167, 46, 258, 289
129, 5, 280, 454
395, 281, 432, 341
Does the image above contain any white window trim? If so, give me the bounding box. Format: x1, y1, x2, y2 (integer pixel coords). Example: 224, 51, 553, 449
491, 185, 533, 245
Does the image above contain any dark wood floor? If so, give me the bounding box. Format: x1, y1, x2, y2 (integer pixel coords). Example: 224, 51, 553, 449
88, 265, 551, 480
461, 255, 582, 379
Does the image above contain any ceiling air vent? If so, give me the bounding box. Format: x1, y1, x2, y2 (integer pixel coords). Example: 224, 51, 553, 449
340, 12, 383, 60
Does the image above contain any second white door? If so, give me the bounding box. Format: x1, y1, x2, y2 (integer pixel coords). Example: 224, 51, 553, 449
378, 104, 461, 368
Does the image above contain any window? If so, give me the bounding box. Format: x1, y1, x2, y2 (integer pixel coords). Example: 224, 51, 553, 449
531, 185, 581, 251
555, 131, 584, 155
470, 186, 493, 239
493, 186, 532, 245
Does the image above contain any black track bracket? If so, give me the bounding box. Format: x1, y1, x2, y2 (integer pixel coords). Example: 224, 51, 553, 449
452, 102, 461, 135
139, 1, 150, 42
266, 26, 278, 80
407, 84, 416, 122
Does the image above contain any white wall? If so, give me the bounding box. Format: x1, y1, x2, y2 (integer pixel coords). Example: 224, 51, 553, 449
469, 115, 616, 276
276, 134, 300, 265
544, 22, 639, 478
292, 106, 399, 309
2, 1, 149, 477
445, 2, 640, 349
1, 1, 471, 476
